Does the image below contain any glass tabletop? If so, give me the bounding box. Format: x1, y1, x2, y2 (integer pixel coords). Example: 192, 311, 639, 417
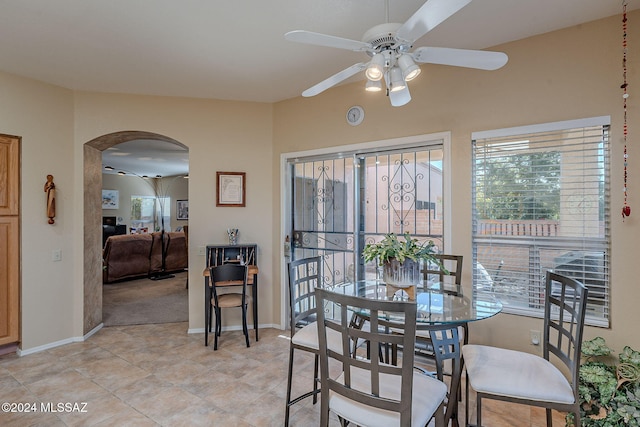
326, 280, 503, 326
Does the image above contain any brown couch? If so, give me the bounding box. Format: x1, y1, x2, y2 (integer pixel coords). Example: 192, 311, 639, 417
103, 231, 188, 283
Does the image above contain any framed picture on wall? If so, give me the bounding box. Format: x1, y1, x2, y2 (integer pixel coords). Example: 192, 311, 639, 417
177, 199, 189, 220
102, 189, 119, 209
216, 172, 245, 207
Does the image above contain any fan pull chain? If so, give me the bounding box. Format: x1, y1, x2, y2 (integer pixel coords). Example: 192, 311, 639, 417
622, 0, 631, 219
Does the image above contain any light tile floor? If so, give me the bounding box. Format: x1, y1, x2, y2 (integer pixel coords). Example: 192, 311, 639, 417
0, 323, 568, 426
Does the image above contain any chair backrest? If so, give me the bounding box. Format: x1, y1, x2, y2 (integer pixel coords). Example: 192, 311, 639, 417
209, 263, 248, 305
288, 256, 322, 332
314, 287, 418, 426
544, 270, 588, 403
429, 326, 462, 422
423, 254, 463, 295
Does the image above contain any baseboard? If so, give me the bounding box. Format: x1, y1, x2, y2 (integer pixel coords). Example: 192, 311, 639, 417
16, 323, 104, 357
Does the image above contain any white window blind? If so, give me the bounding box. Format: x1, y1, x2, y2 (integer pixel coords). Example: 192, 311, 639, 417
472, 118, 610, 327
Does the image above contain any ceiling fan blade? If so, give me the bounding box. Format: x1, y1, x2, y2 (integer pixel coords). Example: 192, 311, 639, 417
412, 46, 508, 70
389, 85, 411, 107
285, 30, 370, 52
302, 63, 368, 97
396, 0, 472, 43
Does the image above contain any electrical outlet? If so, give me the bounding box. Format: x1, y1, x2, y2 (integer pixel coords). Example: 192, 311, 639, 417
51, 249, 62, 262
530, 329, 541, 346
197, 246, 206, 256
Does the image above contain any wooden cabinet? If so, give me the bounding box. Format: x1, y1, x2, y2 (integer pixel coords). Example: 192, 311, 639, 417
0, 135, 20, 347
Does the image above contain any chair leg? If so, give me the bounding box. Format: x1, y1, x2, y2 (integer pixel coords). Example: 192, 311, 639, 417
242, 304, 250, 348
313, 354, 319, 404
214, 307, 220, 350
477, 394, 482, 427
284, 346, 295, 427
320, 387, 330, 427
465, 371, 470, 427
205, 306, 209, 347
546, 408, 552, 427
208, 303, 213, 332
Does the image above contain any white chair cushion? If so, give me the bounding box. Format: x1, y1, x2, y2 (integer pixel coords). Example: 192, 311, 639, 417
330, 366, 447, 427
462, 344, 575, 404
291, 321, 342, 353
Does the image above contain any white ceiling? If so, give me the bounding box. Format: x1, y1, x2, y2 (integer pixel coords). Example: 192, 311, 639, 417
102, 140, 189, 178
2, 0, 636, 176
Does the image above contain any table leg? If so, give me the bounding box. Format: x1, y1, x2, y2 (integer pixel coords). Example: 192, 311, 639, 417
252, 273, 258, 341
204, 276, 210, 346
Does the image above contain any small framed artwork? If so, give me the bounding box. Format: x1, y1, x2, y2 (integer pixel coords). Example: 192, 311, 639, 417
102, 189, 119, 209
176, 199, 189, 220
216, 171, 246, 207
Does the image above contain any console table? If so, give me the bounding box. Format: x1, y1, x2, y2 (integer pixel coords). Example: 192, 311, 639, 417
203, 243, 259, 346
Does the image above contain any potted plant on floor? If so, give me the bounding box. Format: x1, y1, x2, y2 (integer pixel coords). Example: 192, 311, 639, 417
363, 233, 444, 295
572, 336, 640, 426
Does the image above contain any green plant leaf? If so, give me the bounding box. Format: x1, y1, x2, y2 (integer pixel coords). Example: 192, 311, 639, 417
362, 232, 441, 267
582, 337, 613, 358
620, 346, 640, 367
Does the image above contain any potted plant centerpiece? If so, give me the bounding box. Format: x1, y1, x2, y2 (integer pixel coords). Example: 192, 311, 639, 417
363, 233, 443, 298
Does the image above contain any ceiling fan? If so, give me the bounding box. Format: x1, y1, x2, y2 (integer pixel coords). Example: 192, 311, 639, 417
285, 0, 508, 107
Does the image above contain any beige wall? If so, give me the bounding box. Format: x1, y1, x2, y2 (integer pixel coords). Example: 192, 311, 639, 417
1, 11, 637, 354
0, 71, 76, 350
273, 13, 639, 354
73, 92, 274, 336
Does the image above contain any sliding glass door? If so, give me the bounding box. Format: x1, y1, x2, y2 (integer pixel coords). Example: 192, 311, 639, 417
287, 140, 446, 285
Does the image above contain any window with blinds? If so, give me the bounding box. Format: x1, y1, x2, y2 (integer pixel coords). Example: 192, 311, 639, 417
471, 117, 610, 327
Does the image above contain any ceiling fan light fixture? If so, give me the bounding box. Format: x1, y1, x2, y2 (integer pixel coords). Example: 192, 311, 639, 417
388, 66, 406, 92
398, 54, 421, 81
365, 53, 385, 81
365, 79, 382, 92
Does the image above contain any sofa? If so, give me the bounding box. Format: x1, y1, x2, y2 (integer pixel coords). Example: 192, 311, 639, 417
103, 231, 188, 283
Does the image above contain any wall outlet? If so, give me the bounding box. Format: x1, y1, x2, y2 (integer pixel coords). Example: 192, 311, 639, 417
530, 329, 541, 346
51, 249, 62, 262
197, 246, 206, 256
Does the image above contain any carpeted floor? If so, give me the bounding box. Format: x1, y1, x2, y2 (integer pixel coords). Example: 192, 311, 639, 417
102, 270, 188, 326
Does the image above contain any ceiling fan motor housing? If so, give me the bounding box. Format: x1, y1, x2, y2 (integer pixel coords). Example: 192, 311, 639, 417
362, 23, 411, 56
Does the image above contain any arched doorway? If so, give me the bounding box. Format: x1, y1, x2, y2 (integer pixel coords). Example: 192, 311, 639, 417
83, 131, 188, 334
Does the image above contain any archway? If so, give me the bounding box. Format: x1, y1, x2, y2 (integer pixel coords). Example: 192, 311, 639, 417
83, 131, 188, 334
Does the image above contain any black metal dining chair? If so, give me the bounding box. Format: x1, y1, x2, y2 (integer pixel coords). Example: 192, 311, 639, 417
314, 287, 448, 427
284, 256, 324, 427
463, 271, 588, 427
208, 263, 250, 350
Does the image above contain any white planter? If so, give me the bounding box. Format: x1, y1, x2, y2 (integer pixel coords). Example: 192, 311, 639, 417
382, 258, 420, 288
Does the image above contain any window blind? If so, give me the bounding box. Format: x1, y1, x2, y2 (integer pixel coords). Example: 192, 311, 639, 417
472, 119, 610, 327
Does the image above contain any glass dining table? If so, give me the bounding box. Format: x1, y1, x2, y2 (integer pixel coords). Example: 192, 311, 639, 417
326, 280, 502, 326
324, 280, 503, 426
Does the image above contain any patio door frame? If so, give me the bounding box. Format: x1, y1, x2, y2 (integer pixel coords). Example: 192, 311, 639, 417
279, 132, 452, 329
